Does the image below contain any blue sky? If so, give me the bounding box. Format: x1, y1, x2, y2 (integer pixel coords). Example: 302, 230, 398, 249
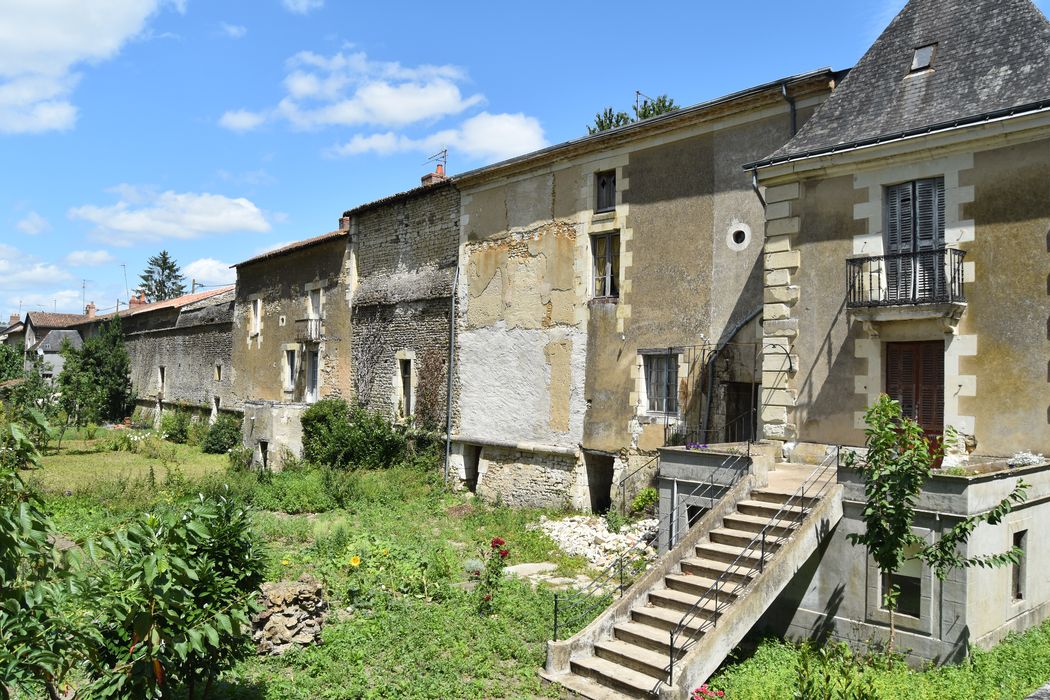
2, 0, 1046, 317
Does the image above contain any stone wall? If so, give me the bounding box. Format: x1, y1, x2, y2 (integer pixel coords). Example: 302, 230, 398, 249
472, 444, 584, 509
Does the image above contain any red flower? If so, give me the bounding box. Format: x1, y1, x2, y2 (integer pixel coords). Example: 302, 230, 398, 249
491, 536, 505, 549
483, 594, 492, 601
499, 549, 509, 558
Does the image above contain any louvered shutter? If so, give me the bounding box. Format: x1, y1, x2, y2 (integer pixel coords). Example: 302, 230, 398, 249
886, 183, 915, 302
917, 341, 944, 433
886, 343, 917, 421
914, 178, 945, 300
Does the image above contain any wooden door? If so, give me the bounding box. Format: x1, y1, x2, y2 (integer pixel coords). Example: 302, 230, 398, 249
885, 341, 944, 439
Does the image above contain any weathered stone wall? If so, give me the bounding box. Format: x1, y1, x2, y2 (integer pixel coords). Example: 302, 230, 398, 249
348, 183, 459, 426
472, 445, 583, 509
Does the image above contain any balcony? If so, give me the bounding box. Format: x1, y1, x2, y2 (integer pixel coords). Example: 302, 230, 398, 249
847, 248, 966, 328
295, 318, 323, 343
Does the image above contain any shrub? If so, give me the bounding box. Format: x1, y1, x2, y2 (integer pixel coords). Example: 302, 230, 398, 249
77, 491, 264, 698
227, 444, 253, 471
604, 509, 626, 534
630, 487, 659, 515
102, 429, 134, 452
83, 422, 100, 441
253, 466, 337, 514
202, 414, 242, 454
186, 417, 209, 447
301, 399, 407, 469
159, 409, 190, 444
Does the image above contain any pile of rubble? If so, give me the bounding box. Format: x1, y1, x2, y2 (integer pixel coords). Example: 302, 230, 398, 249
252, 575, 329, 656
531, 515, 659, 570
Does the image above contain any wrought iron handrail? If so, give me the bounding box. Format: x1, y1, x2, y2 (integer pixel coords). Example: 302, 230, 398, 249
617, 454, 660, 515
847, 247, 966, 308
553, 452, 749, 641
666, 449, 840, 684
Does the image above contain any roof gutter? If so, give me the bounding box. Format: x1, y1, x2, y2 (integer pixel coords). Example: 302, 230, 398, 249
745, 98, 1050, 171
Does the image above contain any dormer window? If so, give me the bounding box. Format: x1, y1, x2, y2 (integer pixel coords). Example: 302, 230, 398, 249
911, 43, 937, 73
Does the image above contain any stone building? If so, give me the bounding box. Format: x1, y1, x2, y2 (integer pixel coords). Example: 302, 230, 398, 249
73, 287, 237, 423
742, 0, 1050, 670
447, 71, 840, 510
343, 175, 459, 429
231, 231, 353, 468
21, 312, 90, 377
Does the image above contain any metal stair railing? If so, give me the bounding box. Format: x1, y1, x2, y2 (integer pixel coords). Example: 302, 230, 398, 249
617, 453, 660, 516
665, 448, 840, 684
553, 452, 750, 641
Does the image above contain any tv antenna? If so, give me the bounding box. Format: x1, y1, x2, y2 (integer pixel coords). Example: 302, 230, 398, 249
424, 148, 448, 169
635, 90, 655, 112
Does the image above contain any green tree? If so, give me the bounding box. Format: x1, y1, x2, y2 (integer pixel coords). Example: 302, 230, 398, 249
0, 343, 22, 383
56, 318, 132, 426
846, 395, 1028, 651
587, 93, 679, 134
139, 250, 186, 302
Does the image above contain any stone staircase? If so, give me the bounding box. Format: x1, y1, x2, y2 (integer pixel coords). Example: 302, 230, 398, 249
542, 462, 842, 700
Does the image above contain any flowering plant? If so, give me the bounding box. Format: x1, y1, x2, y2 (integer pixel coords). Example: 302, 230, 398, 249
475, 536, 510, 615
685, 441, 709, 451
692, 685, 724, 699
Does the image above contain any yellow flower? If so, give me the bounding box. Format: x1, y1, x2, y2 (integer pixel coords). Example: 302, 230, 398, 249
382, 548, 390, 556
281, 559, 290, 566
350, 555, 362, 567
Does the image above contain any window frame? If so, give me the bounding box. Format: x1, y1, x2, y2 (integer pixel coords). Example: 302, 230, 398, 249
399, 357, 414, 418
591, 231, 620, 300
595, 170, 616, 214
641, 351, 679, 416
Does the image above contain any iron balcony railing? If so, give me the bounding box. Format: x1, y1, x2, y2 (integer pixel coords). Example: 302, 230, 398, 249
295, 318, 322, 343
847, 248, 966, 308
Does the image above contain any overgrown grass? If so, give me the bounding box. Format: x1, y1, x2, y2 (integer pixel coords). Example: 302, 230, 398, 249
709, 628, 1050, 699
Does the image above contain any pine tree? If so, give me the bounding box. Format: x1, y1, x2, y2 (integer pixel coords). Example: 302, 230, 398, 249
138, 250, 186, 302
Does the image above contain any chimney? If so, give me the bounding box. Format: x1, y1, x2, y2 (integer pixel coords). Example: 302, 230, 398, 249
338, 214, 351, 232
85, 301, 96, 319
421, 162, 447, 187
130, 292, 148, 308
8, 313, 18, 326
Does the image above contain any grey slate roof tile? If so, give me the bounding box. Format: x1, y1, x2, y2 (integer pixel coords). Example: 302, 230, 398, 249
761, 0, 1050, 164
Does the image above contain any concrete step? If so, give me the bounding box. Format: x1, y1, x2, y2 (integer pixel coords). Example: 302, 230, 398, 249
647, 586, 722, 615
679, 557, 754, 584
722, 512, 798, 537
694, 541, 765, 567
736, 499, 806, 520
664, 572, 740, 600
750, 489, 819, 507
594, 638, 672, 681
631, 600, 717, 633
546, 669, 640, 700
612, 621, 690, 656
709, 527, 783, 551
570, 654, 664, 698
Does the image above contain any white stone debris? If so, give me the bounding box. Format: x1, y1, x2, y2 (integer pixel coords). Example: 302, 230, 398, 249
530, 515, 659, 570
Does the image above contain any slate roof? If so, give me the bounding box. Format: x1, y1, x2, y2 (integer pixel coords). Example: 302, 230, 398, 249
754, 0, 1050, 166
29, 329, 82, 353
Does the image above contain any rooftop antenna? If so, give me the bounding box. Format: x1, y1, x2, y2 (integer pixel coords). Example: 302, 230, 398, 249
121, 263, 130, 301
81, 279, 86, 310
635, 90, 655, 113
424, 148, 448, 170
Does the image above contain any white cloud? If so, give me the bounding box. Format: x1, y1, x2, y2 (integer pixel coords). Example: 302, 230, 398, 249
0, 244, 72, 289
219, 49, 482, 132
218, 108, 266, 131
330, 112, 548, 163
0, 0, 174, 134
184, 258, 235, 286
65, 249, 116, 266
220, 23, 247, 39
282, 0, 323, 14
69, 185, 271, 246
16, 210, 50, 235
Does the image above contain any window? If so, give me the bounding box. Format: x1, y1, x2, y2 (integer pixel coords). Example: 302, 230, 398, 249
592, 233, 620, 298
881, 543, 922, 618
399, 358, 413, 417
885, 178, 945, 302
595, 170, 616, 213
158, 366, 166, 394
1013, 530, 1028, 601
305, 350, 320, 404
285, 349, 297, 389
250, 298, 261, 335
644, 353, 679, 414
308, 289, 322, 320
911, 43, 937, 72
214, 364, 222, 382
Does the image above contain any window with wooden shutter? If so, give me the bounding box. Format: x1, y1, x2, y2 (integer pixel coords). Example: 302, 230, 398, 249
884, 179, 945, 303
886, 341, 944, 437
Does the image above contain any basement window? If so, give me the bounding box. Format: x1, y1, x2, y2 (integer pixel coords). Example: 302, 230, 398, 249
911, 44, 937, 73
